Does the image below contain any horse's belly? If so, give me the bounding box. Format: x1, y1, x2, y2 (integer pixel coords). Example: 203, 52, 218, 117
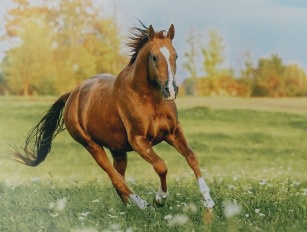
92, 127, 132, 152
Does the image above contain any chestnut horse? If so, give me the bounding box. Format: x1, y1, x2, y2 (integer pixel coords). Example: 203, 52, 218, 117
13, 22, 214, 210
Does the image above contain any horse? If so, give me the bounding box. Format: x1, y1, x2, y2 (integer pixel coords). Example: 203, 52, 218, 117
13, 22, 215, 210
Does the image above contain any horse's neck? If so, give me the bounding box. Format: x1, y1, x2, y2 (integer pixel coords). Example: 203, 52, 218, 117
131, 52, 148, 84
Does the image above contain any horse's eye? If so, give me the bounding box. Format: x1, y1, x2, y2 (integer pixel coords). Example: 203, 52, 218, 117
175, 54, 178, 60
152, 55, 157, 62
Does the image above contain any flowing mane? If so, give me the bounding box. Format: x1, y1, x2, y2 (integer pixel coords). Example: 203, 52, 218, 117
127, 21, 167, 66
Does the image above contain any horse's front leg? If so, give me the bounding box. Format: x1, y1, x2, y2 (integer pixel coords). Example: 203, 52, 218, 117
130, 135, 169, 207
166, 124, 215, 209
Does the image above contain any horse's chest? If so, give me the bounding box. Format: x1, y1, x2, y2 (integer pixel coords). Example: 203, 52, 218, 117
148, 114, 175, 142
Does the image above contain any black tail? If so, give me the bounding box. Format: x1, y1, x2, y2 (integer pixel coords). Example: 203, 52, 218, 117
12, 93, 70, 167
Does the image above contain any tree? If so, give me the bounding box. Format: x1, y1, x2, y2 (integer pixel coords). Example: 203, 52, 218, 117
201, 30, 225, 77
1, 0, 127, 95
252, 54, 286, 97
182, 29, 200, 79
238, 51, 254, 96
283, 64, 307, 96
182, 29, 200, 95
2, 1, 55, 95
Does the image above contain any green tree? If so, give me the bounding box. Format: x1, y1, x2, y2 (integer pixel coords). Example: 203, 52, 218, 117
283, 64, 307, 96
201, 30, 225, 77
252, 54, 285, 97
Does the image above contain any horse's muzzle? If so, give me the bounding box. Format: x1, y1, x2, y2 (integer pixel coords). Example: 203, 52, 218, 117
162, 80, 179, 101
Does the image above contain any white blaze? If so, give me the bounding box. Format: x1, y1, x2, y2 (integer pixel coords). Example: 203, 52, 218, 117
160, 46, 176, 100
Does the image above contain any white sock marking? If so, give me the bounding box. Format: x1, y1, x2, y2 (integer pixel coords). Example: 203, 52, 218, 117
160, 46, 176, 100
129, 193, 148, 210
198, 177, 215, 208
155, 187, 169, 204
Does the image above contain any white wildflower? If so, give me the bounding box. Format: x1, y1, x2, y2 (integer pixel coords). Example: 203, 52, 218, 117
80, 212, 90, 217
31, 177, 40, 182
259, 179, 267, 185
50, 212, 59, 217
245, 188, 253, 194
290, 181, 301, 187
255, 209, 261, 214
164, 214, 173, 220
227, 184, 236, 190
259, 213, 265, 217
92, 198, 100, 203
49, 197, 67, 212
223, 200, 242, 218
55, 197, 67, 211
167, 214, 190, 227
183, 203, 197, 213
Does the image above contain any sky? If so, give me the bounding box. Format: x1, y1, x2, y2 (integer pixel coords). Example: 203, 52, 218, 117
1, 0, 307, 79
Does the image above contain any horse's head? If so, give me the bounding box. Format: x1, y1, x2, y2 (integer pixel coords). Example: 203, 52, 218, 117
147, 24, 179, 101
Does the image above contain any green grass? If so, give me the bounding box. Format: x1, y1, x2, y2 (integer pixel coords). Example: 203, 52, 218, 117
0, 96, 307, 231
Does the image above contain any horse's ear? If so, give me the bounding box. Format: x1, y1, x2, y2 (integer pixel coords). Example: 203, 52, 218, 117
167, 24, 175, 40
148, 25, 155, 41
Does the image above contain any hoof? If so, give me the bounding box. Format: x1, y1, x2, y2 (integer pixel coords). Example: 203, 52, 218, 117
152, 197, 166, 208
203, 208, 214, 225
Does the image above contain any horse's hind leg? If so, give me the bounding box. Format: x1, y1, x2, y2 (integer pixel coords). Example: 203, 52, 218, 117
110, 150, 128, 204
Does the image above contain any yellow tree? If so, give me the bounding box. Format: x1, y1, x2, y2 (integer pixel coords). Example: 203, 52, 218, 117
201, 29, 225, 78
52, 0, 127, 93
1, 0, 127, 95
2, 0, 55, 95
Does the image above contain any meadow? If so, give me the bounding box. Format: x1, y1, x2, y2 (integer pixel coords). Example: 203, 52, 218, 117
0, 96, 306, 231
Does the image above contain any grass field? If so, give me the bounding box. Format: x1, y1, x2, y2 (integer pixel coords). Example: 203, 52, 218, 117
0, 96, 307, 231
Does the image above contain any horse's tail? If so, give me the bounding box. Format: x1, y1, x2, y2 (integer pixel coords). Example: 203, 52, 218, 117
12, 92, 71, 167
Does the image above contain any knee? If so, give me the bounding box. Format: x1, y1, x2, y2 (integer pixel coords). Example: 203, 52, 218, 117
153, 159, 168, 176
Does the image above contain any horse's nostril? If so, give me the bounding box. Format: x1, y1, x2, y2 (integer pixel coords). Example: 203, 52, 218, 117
175, 86, 179, 95
163, 86, 170, 97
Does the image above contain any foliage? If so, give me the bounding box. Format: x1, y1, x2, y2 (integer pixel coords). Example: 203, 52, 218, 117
244, 54, 307, 97
196, 75, 250, 97
1, 0, 127, 95
1, 97, 307, 231
181, 28, 307, 97
182, 52, 307, 97
201, 30, 225, 78
182, 29, 200, 80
